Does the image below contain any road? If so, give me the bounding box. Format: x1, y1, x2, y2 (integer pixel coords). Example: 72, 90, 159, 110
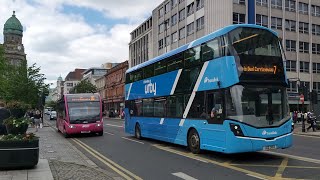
48, 117, 320, 180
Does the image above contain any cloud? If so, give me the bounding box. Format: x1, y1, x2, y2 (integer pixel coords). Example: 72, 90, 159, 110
0, 0, 162, 88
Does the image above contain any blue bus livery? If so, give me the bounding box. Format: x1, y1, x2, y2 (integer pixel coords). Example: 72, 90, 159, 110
124, 24, 293, 154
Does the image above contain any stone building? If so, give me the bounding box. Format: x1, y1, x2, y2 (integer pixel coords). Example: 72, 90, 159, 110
105, 61, 128, 117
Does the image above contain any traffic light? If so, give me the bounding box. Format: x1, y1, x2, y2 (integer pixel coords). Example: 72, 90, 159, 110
311, 90, 318, 104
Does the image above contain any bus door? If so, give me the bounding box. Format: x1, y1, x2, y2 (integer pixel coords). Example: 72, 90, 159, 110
203, 91, 226, 149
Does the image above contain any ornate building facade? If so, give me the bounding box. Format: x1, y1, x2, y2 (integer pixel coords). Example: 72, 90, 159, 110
1, 11, 26, 65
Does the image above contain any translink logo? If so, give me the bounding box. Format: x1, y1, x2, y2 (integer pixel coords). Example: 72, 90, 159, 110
204, 77, 219, 83
144, 79, 156, 95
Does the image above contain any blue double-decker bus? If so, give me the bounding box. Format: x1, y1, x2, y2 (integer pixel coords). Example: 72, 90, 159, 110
124, 24, 293, 154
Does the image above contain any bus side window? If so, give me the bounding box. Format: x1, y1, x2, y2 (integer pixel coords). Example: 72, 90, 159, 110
202, 38, 220, 62
206, 92, 224, 124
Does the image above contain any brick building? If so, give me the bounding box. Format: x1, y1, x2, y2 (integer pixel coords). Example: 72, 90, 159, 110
105, 61, 128, 117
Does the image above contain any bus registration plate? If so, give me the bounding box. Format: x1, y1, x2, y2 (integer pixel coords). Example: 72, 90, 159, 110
81, 131, 91, 133
263, 145, 277, 151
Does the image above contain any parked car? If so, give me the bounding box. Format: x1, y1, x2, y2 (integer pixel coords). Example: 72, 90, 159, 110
50, 111, 57, 120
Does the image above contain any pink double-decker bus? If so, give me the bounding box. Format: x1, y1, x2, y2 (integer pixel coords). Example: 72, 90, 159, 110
56, 93, 104, 137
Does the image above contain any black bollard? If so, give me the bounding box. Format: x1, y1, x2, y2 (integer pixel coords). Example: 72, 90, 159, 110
302, 119, 306, 132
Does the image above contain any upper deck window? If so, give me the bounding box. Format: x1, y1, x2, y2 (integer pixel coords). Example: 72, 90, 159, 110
228, 27, 281, 57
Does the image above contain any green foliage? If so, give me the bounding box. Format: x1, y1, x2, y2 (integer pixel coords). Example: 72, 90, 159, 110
0, 133, 38, 141
45, 100, 57, 110
70, 80, 97, 94
0, 46, 49, 108
3, 117, 30, 128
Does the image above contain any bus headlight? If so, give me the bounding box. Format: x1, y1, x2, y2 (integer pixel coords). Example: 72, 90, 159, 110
230, 123, 244, 136
96, 123, 102, 127
69, 125, 76, 129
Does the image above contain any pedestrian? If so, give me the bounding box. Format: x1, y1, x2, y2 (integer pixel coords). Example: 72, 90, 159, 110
304, 111, 308, 124
293, 111, 297, 123
297, 111, 302, 123
307, 114, 317, 132
0, 102, 10, 135
33, 109, 41, 132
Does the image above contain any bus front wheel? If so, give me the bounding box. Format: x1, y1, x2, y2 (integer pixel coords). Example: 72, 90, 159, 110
63, 127, 69, 138
135, 124, 142, 140
188, 129, 201, 154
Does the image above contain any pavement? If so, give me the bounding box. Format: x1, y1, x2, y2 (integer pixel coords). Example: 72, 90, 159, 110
0, 117, 124, 180
293, 121, 320, 137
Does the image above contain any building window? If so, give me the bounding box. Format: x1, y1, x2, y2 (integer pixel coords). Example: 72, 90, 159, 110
312, 24, 320, 35
233, 13, 245, 24
299, 41, 309, 53
256, 0, 268, 7
158, 39, 164, 49
311, 5, 320, 17
171, 14, 178, 26
66, 83, 73, 87
271, 0, 282, 9
312, 43, 320, 54
179, 9, 185, 21
159, 23, 164, 33
288, 81, 297, 92
172, 0, 178, 8
196, 0, 204, 10
300, 61, 310, 73
313, 63, 320, 73
233, 0, 245, 5
172, 31, 178, 43
256, 14, 268, 27
159, 7, 164, 17
187, 22, 194, 35
286, 40, 296, 51
285, 0, 296, 12
285, 19, 296, 32
196, 16, 204, 31
179, 27, 185, 39
187, 2, 194, 16
286, 60, 296, 72
165, 2, 170, 14
271, 17, 282, 30
299, 22, 309, 34
313, 82, 320, 93
298, 2, 308, 15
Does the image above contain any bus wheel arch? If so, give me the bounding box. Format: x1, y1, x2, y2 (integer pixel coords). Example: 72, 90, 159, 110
135, 123, 142, 140
187, 128, 201, 154
63, 126, 69, 138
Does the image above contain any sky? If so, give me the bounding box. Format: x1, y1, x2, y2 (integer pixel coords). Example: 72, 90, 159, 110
0, 0, 163, 87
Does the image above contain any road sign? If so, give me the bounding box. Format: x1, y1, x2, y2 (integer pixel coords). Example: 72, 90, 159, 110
300, 94, 304, 103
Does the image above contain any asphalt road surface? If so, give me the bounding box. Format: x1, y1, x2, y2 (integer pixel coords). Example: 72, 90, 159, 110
50, 117, 320, 180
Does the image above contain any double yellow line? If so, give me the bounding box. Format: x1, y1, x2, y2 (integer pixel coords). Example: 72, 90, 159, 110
71, 138, 142, 180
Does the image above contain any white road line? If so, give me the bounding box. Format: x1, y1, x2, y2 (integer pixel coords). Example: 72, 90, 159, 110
104, 132, 115, 135
172, 172, 198, 180
121, 137, 144, 144
105, 124, 123, 128
246, 174, 267, 180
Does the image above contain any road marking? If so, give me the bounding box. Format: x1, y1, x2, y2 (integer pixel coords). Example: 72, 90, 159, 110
105, 123, 123, 128
246, 174, 268, 180
152, 144, 271, 179
294, 134, 320, 139
104, 132, 115, 135
274, 157, 288, 178
264, 151, 320, 164
122, 137, 144, 144
72, 138, 142, 180
230, 163, 320, 169
172, 172, 198, 180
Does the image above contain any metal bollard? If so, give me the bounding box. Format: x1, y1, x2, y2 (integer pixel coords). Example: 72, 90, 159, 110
302, 119, 306, 132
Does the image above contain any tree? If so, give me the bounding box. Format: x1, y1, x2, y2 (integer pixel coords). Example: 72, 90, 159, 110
70, 80, 97, 94
0, 46, 49, 108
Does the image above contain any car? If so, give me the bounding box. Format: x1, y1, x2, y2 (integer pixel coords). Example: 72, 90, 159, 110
50, 111, 57, 120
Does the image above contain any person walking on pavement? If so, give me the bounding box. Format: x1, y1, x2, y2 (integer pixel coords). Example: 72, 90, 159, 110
34, 109, 41, 132
297, 111, 302, 123
307, 114, 317, 132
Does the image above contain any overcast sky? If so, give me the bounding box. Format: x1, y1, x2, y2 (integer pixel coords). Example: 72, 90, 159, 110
0, 0, 163, 87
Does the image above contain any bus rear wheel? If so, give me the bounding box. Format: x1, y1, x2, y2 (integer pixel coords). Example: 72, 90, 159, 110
188, 129, 201, 154
135, 124, 142, 140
